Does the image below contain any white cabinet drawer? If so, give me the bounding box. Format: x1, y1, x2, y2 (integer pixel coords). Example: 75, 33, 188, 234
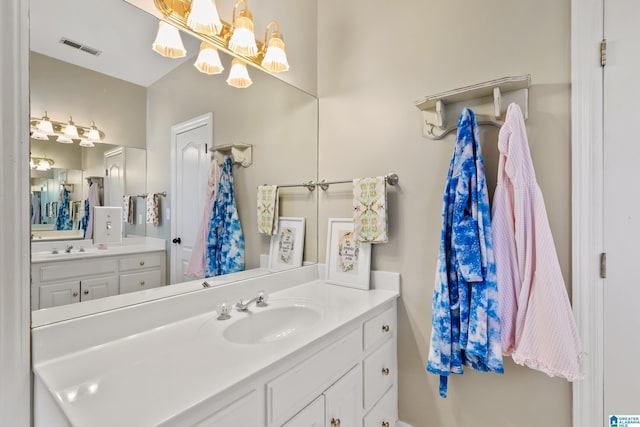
282, 396, 325, 427
39, 258, 117, 282
120, 270, 162, 294
363, 339, 395, 410
267, 327, 361, 425
119, 253, 162, 272
362, 386, 397, 427
363, 306, 395, 350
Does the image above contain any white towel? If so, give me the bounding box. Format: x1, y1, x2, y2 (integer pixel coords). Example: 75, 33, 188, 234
257, 185, 279, 235
123, 195, 134, 224
353, 176, 388, 244
146, 193, 160, 226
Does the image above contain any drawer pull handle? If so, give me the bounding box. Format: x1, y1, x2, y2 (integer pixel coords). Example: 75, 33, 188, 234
382, 367, 390, 376
139, 261, 145, 266
140, 281, 145, 286
83, 290, 89, 295
330, 418, 341, 427
72, 292, 79, 297
382, 422, 390, 427
382, 324, 390, 332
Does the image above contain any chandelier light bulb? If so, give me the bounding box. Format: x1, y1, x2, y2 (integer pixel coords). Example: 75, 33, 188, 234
226, 58, 252, 88
194, 42, 224, 75
262, 32, 289, 72
152, 21, 187, 58
229, 4, 257, 57
187, 0, 222, 36
63, 116, 79, 139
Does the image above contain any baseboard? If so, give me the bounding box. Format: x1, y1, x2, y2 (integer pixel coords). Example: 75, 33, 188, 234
397, 421, 415, 427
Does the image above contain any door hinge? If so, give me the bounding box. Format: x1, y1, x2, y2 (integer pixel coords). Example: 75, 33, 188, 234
600, 39, 607, 67
205, 144, 208, 154
600, 252, 607, 279
105, 169, 109, 176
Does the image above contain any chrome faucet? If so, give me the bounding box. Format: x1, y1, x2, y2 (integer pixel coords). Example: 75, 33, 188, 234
235, 291, 268, 312
64, 245, 74, 253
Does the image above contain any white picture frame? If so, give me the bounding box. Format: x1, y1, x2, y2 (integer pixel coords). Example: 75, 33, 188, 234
268, 217, 306, 271
325, 218, 372, 290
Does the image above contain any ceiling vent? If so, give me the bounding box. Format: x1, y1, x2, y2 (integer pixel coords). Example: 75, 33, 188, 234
59, 38, 102, 56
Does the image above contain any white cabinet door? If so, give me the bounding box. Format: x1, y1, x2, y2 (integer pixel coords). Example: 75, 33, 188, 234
283, 396, 325, 427
80, 276, 118, 301
324, 366, 361, 427
39, 281, 80, 308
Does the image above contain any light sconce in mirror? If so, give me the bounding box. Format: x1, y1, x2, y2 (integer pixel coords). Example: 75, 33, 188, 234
30, 112, 106, 146
153, 0, 289, 88
30, 157, 55, 171
226, 58, 252, 88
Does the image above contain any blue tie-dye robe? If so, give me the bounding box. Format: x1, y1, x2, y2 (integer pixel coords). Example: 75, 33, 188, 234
426, 108, 503, 398
55, 187, 73, 231
206, 155, 245, 276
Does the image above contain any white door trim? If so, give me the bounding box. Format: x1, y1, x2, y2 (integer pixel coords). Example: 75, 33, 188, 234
170, 112, 213, 283
571, 0, 604, 425
0, 0, 31, 425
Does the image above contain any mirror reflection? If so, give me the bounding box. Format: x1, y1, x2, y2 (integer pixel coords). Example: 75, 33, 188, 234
30, 0, 318, 316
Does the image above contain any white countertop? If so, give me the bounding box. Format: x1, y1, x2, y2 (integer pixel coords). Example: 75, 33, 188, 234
31, 237, 166, 264
33, 276, 399, 426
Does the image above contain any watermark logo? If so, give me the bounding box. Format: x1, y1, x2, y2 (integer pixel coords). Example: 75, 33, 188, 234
610, 415, 640, 427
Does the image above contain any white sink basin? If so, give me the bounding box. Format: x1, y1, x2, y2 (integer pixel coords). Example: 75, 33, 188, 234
223, 305, 321, 345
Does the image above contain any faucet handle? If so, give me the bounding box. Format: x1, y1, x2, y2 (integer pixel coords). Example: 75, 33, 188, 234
216, 301, 231, 320
256, 290, 269, 307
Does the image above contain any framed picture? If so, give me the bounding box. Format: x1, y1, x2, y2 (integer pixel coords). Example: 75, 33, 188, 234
269, 217, 306, 271
325, 218, 372, 290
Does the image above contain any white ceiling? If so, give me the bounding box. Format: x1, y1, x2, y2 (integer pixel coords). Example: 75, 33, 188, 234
30, 0, 201, 87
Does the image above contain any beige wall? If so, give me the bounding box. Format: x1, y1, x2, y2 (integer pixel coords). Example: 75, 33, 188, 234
30, 52, 146, 149
317, 1, 572, 426
146, 53, 318, 277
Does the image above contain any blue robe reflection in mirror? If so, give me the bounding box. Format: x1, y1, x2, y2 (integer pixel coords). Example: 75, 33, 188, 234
206, 155, 245, 277
54, 187, 73, 231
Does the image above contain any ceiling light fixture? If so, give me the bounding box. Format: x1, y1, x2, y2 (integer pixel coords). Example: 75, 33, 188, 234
228, 0, 257, 57
152, 21, 187, 58
226, 58, 252, 88
30, 112, 106, 147
194, 42, 224, 75
261, 21, 289, 73
187, 0, 222, 36
153, 0, 290, 87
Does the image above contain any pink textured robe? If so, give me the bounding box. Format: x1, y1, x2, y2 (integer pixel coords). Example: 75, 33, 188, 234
186, 159, 221, 278
492, 103, 582, 380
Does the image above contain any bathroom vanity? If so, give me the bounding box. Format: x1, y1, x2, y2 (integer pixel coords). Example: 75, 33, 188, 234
31, 237, 166, 310
31, 265, 400, 427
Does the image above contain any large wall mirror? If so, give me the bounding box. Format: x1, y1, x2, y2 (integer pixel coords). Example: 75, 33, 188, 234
30, 0, 318, 322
